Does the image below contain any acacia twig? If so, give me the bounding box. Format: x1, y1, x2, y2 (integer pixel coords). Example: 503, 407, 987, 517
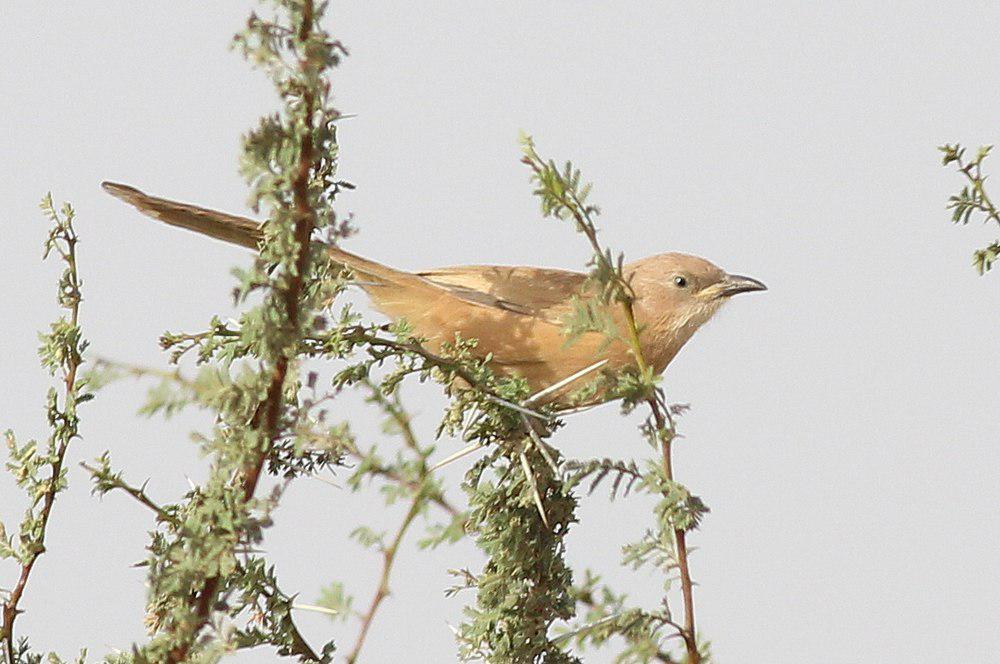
345, 495, 423, 664
80, 461, 177, 526
570, 592, 678, 664
345, 382, 458, 663
940, 143, 1000, 273
166, 4, 321, 660
645, 394, 699, 662
520, 138, 702, 662
2, 200, 86, 662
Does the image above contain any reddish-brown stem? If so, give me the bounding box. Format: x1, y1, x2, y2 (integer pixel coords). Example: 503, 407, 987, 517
166, 5, 320, 660
2, 434, 74, 660
346, 496, 423, 664
2, 233, 82, 663
674, 530, 696, 654
344, 383, 453, 663
523, 138, 699, 662
647, 397, 699, 663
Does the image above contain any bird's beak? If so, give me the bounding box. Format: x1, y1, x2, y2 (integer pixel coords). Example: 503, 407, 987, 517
718, 274, 767, 298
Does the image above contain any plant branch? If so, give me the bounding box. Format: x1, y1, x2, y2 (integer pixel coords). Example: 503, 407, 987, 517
644, 395, 698, 661
344, 381, 461, 662
2, 198, 87, 663
345, 494, 423, 664
571, 592, 678, 664
939, 143, 1000, 273
520, 137, 702, 662
243, 571, 325, 662
80, 461, 177, 526
166, 4, 321, 660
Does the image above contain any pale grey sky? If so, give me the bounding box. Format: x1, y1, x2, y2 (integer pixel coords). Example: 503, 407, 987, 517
2, 2, 999, 663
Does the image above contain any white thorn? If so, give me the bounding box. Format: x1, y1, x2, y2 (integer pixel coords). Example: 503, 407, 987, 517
523, 359, 609, 405
292, 603, 339, 616
461, 405, 484, 440
484, 394, 551, 422
312, 474, 341, 489
520, 450, 549, 528
430, 442, 486, 471
552, 404, 597, 417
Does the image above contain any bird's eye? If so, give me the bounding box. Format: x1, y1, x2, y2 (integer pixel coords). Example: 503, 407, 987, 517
673, 276, 688, 288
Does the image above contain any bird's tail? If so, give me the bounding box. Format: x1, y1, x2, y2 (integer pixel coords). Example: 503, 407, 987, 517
101, 182, 264, 249
101, 181, 415, 288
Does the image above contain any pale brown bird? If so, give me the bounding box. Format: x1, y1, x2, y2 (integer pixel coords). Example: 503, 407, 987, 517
102, 182, 765, 405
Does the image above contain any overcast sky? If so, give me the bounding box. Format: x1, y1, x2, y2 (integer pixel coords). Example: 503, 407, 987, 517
2, 2, 999, 663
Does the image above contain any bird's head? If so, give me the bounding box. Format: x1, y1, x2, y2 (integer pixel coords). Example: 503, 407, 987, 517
626, 252, 766, 340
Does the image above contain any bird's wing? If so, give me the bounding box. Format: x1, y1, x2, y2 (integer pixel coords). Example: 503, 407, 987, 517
101, 182, 264, 249
331, 249, 618, 375
417, 265, 590, 324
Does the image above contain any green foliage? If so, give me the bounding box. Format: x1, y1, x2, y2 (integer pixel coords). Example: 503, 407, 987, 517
565, 458, 643, 499
315, 582, 352, 623
560, 571, 678, 664
74, 2, 349, 661
521, 137, 709, 663
520, 133, 634, 309
519, 135, 656, 400
457, 444, 580, 664
939, 143, 1000, 273
74, 7, 531, 660
2, 196, 94, 664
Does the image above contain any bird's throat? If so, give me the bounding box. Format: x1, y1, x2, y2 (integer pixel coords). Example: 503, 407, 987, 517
642, 299, 725, 374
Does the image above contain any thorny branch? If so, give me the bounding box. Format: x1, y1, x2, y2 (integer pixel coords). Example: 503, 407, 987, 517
81, 458, 177, 526
165, 3, 324, 661
521, 136, 703, 663
345, 497, 422, 664
2, 197, 89, 663
345, 382, 463, 663
163, 322, 549, 423
939, 143, 1000, 273
570, 587, 677, 664
644, 395, 699, 662
83, 451, 324, 663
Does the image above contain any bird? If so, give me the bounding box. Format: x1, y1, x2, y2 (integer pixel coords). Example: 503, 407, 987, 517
101, 181, 765, 406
